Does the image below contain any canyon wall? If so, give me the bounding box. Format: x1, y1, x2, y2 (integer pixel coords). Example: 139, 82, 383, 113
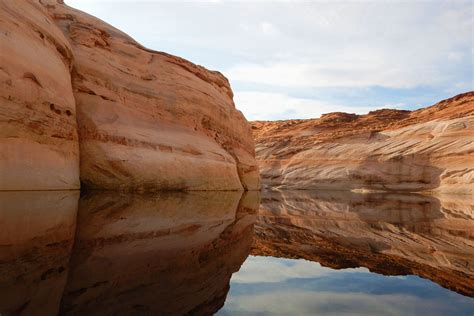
252, 92, 474, 194
0, 0, 259, 191
0, 1, 80, 190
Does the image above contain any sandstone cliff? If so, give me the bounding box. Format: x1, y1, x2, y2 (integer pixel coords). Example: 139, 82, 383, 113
0, 1, 80, 190
252, 92, 474, 194
252, 190, 474, 297
0, 0, 259, 191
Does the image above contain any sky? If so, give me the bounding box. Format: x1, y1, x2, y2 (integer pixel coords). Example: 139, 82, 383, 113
67, 0, 473, 121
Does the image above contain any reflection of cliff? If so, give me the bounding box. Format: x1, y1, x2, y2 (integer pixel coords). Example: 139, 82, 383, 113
60, 191, 259, 315
252, 190, 474, 297
0, 191, 259, 315
0, 191, 79, 315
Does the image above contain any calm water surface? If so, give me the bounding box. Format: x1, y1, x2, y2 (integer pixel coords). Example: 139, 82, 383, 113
0, 190, 473, 315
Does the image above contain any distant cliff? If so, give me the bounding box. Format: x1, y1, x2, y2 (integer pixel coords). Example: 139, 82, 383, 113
0, 0, 259, 191
252, 92, 474, 194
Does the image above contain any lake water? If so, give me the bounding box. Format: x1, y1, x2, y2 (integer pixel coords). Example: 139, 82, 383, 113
0, 190, 472, 315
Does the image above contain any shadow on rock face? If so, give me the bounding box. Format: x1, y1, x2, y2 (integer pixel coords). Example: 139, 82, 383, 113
348, 153, 444, 192
253, 190, 474, 297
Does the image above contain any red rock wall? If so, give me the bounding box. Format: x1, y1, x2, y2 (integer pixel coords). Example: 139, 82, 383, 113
0, 0, 80, 190
252, 92, 474, 194
0, 0, 260, 191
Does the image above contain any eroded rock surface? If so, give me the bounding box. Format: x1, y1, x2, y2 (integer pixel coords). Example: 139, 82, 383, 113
49, 2, 259, 191
0, 0, 259, 191
252, 190, 474, 297
252, 92, 474, 194
0, 1, 80, 190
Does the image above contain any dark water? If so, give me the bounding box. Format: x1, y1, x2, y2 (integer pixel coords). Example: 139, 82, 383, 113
0, 190, 473, 315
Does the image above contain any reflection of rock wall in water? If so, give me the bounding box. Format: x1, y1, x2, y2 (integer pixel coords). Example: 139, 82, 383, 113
0, 191, 79, 315
0, 191, 260, 315
60, 191, 260, 315
252, 190, 474, 297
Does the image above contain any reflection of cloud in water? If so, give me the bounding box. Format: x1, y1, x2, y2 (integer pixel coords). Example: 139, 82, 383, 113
220, 257, 474, 316
253, 190, 474, 297
231, 256, 365, 284
222, 291, 464, 316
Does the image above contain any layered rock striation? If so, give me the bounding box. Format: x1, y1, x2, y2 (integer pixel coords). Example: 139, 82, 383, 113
0, 191, 79, 315
0, 0, 259, 191
252, 92, 474, 194
61, 191, 259, 315
252, 190, 474, 297
0, 1, 80, 190
0, 190, 260, 315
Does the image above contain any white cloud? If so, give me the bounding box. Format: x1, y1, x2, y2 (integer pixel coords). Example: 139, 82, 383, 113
447, 51, 465, 62
260, 22, 278, 36
382, 102, 406, 108
66, 0, 473, 120
234, 91, 398, 121
227, 61, 446, 89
